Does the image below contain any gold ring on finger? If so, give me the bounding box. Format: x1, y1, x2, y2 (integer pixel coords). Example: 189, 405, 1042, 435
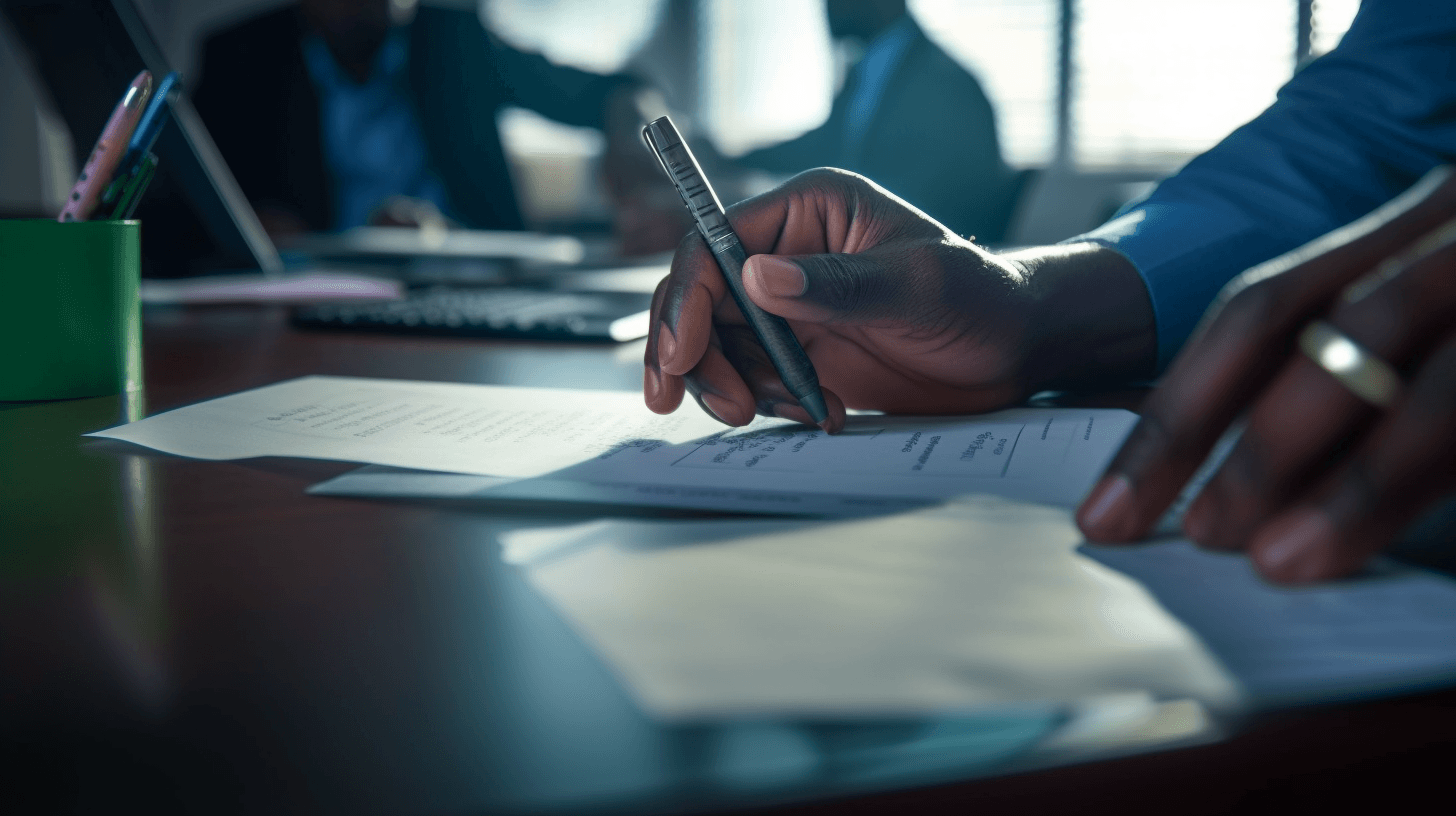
1298, 320, 1402, 408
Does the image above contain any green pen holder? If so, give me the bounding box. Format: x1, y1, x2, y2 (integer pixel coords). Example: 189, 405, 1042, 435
0, 219, 142, 401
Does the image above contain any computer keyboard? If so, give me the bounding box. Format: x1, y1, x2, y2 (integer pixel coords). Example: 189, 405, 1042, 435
291, 287, 652, 342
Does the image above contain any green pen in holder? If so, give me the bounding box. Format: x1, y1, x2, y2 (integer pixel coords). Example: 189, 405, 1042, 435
1, 219, 142, 401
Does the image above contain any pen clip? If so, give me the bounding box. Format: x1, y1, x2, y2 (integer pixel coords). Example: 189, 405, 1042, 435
642, 124, 675, 183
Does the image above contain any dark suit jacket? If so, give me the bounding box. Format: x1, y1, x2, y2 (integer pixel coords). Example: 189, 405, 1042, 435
190, 3, 630, 232
739, 20, 1019, 242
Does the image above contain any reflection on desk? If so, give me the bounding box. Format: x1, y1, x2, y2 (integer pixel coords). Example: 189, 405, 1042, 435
3, 305, 1455, 814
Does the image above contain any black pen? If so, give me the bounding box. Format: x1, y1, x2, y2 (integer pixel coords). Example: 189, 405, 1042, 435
641, 116, 830, 429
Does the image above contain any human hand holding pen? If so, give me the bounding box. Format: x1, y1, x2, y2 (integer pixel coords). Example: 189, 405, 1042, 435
643, 117, 832, 429
643, 168, 1156, 429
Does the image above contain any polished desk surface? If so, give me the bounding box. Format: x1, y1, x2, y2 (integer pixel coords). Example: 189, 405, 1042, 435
3, 305, 1455, 814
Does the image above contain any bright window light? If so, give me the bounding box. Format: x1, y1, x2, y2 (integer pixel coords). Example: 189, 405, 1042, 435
1312, 0, 1362, 56
699, 0, 834, 156
911, 0, 1059, 168
1074, 0, 1295, 170
484, 0, 664, 73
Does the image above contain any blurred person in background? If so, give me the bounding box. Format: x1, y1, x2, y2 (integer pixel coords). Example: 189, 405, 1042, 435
643, 0, 1456, 585
731, 0, 1021, 243
186, 0, 663, 242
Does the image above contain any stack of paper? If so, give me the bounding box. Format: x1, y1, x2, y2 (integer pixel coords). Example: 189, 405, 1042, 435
498, 503, 1243, 719
91, 376, 1139, 515
88, 375, 1456, 726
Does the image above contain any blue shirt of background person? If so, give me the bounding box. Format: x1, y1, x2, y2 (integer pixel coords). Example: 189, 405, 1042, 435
734, 0, 1020, 244
184, 0, 640, 244
301, 28, 450, 231
840, 14, 917, 167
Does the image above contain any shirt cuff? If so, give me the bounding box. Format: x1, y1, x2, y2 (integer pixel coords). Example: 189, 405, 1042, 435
1071, 202, 1293, 372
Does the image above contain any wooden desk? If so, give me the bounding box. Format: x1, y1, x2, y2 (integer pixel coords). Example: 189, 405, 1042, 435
3, 306, 1453, 814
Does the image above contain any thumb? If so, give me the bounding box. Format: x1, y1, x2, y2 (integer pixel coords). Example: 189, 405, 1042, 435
742, 252, 905, 323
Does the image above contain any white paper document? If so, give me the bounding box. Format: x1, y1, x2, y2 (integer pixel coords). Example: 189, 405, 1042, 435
500, 507, 1456, 720
1083, 542, 1456, 706
88, 376, 722, 479
497, 501, 1243, 719
90, 376, 1138, 514
90, 376, 1456, 723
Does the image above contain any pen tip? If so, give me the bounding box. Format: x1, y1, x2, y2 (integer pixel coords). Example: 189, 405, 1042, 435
797, 391, 830, 429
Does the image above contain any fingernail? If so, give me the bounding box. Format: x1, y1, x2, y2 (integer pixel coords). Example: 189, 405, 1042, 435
1078, 475, 1135, 541
1254, 508, 1333, 583
702, 393, 738, 424
750, 256, 808, 297
644, 369, 660, 403
657, 324, 677, 366
1182, 494, 1214, 544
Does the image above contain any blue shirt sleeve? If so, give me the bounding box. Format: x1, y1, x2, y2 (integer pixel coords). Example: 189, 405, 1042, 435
1073, 0, 1456, 371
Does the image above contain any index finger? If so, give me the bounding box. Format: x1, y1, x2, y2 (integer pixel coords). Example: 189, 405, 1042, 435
653, 172, 851, 377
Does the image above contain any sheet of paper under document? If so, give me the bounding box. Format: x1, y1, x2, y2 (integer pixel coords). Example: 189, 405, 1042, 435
499, 507, 1456, 720
89, 375, 1139, 514
497, 510, 1456, 719
496, 501, 1243, 719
